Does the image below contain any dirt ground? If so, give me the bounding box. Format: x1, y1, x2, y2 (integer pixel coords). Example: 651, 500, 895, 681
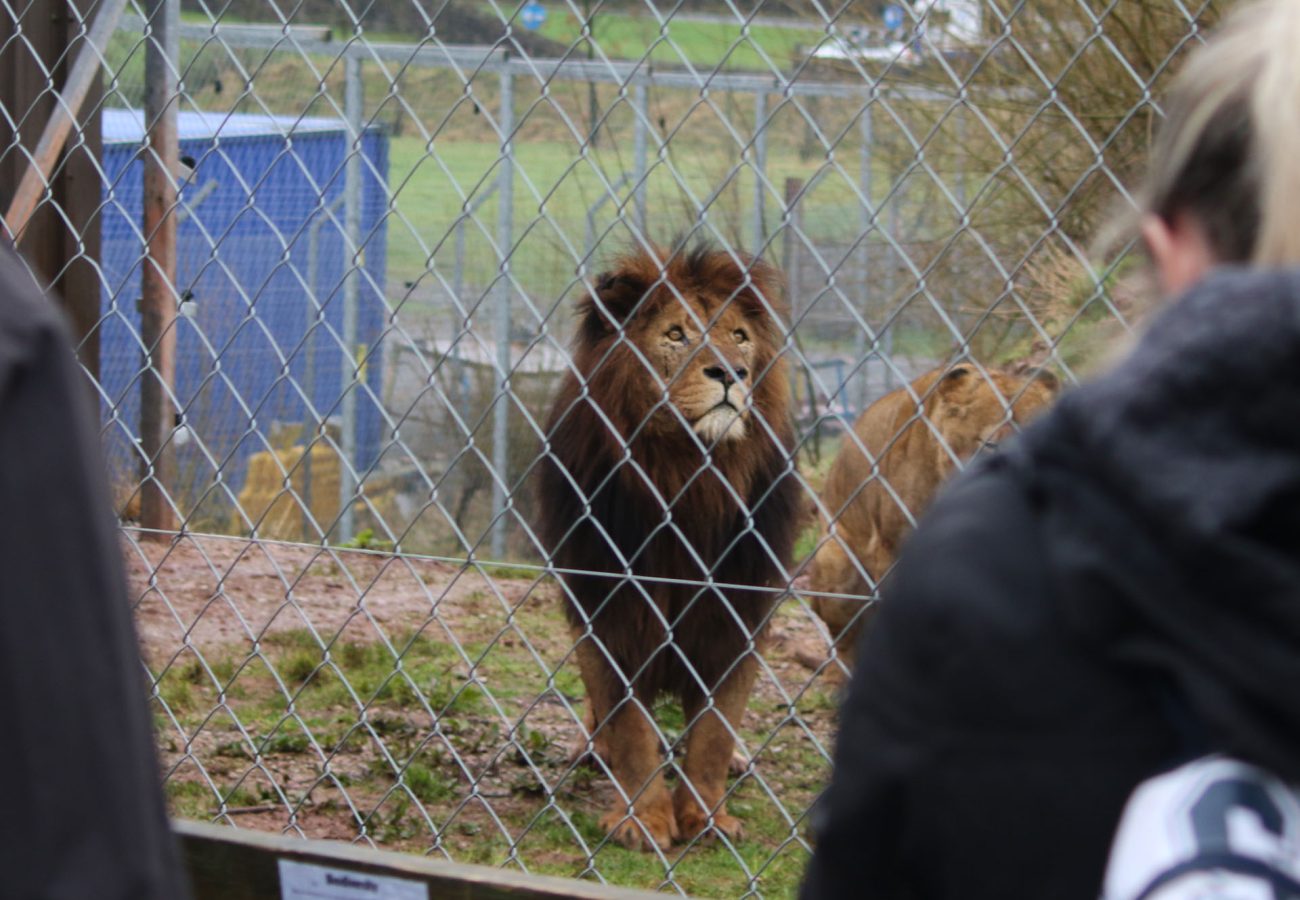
126, 530, 849, 894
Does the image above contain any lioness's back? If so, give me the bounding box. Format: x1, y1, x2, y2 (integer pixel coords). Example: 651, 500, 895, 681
807, 364, 1057, 659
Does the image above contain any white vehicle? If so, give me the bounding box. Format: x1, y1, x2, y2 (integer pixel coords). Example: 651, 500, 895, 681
811, 0, 983, 64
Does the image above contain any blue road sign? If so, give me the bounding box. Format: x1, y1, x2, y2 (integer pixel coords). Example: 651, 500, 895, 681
521, 1, 547, 31
883, 4, 905, 32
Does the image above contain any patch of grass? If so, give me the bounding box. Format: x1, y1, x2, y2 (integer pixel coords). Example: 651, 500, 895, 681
165, 779, 216, 819
793, 522, 821, 567
370, 794, 427, 844
653, 698, 687, 747
403, 761, 454, 804
215, 739, 250, 759
176, 657, 207, 684
210, 655, 238, 685
222, 785, 264, 809
341, 528, 394, 552
262, 730, 312, 755
157, 675, 194, 713
479, 562, 547, 583
280, 649, 323, 686
262, 629, 323, 653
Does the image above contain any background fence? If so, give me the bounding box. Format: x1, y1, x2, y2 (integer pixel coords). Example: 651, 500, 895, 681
1, 1, 1220, 896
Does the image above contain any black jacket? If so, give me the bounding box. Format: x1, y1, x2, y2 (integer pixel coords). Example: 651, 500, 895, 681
0, 245, 190, 899
802, 267, 1300, 899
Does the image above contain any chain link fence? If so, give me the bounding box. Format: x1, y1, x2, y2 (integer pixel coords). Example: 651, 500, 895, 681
1, 0, 1221, 895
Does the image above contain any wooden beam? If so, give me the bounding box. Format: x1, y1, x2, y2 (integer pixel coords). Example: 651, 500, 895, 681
0, 0, 110, 377
2, 0, 128, 239
138, 0, 178, 535
173, 819, 674, 900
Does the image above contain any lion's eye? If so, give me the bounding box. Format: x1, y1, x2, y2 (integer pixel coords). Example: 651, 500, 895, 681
734, 328, 748, 343
666, 327, 686, 343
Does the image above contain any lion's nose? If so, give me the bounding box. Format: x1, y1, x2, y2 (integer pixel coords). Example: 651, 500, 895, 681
703, 364, 748, 386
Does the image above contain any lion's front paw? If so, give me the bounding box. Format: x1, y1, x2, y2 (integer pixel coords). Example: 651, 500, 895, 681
675, 802, 745, 844
601, 805, 679, 852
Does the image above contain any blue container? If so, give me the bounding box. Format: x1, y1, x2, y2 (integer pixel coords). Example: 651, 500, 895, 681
97, 108, 389, 527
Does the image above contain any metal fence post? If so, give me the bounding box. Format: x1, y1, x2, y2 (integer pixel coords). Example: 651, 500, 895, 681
781, 177, 802, 320
490, 66, 515, 560
585, 173, 631, 255
752, 90, 768, 252
883, 143, 901, 391
139, 0, 179, 536
633, 80, 648, 233
338, 52, 363, 544
956, 104, 968, 213
303, 193, 346, 540
854, 103, 873, 412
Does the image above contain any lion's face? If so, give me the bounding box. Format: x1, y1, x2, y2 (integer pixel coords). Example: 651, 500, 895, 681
645, 298, 759, 443
573, 247, 788, 451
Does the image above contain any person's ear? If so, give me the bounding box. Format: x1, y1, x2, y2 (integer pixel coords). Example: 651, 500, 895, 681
1140, 212, 1216, 296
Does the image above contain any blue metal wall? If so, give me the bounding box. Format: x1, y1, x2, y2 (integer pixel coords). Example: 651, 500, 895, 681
96, 109, 389, 526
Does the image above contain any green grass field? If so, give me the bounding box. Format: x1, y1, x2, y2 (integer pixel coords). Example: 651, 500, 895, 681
383, 132, 886, 309
535, 9, 813, 73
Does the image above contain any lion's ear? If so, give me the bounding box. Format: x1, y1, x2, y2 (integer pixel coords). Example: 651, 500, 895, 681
937, 363, 977, 392
580, 270, 652, 334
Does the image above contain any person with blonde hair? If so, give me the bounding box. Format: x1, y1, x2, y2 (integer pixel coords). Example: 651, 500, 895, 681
801, 1, 1300, 897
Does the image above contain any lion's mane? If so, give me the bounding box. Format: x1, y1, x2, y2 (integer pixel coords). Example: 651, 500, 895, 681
537, 244, 801, 698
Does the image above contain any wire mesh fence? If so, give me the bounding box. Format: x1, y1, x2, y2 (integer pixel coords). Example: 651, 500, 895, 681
1, 0, 1220, 895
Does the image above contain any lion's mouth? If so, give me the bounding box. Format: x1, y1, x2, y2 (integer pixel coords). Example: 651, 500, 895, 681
692, 402, 747, 442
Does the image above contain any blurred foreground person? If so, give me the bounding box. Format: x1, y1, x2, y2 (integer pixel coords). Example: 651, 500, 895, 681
802, 2, 1300, 897
0, 243, 190, 898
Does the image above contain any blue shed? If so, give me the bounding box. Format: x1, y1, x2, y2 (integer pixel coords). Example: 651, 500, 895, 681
96, 108, 389, 529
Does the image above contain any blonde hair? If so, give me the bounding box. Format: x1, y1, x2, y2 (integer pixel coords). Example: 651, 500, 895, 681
1138, 0, 1300, 265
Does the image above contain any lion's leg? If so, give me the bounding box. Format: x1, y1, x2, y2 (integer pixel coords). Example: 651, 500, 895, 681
812, 530, 895, 659
806, 535, 876, 668
673, 654, 757, 843
574, 636, 677, 852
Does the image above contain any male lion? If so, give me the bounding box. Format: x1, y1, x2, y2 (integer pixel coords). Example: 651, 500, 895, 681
807, 364, 1057, 660
537, 244, 800, 851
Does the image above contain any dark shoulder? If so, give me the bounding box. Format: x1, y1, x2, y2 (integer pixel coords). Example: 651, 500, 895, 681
0, 246, 69, 395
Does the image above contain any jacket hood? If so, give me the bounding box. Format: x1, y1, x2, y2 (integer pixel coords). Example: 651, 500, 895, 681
1020, 266, 1300, 778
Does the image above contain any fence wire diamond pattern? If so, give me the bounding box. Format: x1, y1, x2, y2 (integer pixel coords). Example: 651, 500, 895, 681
0, 0, 1218, 895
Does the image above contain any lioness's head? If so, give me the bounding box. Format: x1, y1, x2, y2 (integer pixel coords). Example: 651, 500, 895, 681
574, 244, 788, 446
926, 363, 1059, 463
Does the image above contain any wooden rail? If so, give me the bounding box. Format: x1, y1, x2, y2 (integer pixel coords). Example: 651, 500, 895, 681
174, 819, 674, 900
1, 0, 128, 239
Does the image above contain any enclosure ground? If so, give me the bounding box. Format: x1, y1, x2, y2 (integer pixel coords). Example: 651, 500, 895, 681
129, 533, 846, 898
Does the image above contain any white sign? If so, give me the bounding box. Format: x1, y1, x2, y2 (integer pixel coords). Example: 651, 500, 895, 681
278, 860, 429, 900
